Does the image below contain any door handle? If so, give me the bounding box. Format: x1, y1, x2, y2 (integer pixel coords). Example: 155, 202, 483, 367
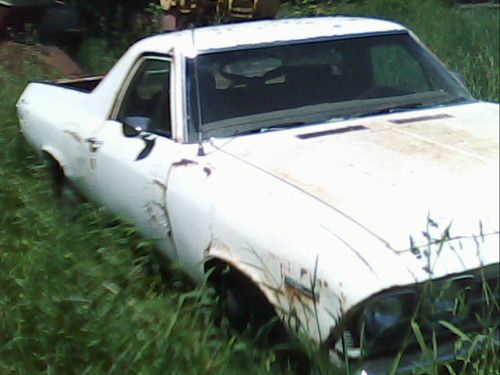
85, 137, 103, 152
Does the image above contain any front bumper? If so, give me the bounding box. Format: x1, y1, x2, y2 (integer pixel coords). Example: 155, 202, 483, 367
352, 330, 499, 375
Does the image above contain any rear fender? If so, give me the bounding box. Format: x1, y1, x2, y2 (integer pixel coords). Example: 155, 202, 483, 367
41, 146, 67, 175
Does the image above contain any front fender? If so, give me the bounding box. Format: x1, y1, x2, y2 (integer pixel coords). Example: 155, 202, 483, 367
206, 240, 282, 309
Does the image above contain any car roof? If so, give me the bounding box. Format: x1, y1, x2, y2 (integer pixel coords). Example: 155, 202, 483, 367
135, 16, 407, 56
192, 16, 406, 52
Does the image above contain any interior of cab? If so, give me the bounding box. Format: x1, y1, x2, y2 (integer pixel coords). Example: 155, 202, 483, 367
117, 58, 172, 137
192, 33, 439, 126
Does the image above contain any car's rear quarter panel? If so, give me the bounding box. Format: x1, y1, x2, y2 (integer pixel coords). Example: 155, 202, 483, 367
17, 83, 90, 171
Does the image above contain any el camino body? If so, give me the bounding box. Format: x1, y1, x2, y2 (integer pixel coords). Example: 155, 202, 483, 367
17, 17, 499, 374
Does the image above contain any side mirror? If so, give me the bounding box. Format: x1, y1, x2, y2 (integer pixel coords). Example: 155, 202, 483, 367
122, 116, 150, 137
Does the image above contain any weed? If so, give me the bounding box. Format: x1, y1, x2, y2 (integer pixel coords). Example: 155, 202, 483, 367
0, 1, 498, 374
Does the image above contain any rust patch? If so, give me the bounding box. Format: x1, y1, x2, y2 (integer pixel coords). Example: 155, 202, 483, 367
207, 240, 235, 257
203, 166, 212, 176
285, 284, 306, 301
172, 159, 198, 167
284, 276, 317, 301
390, 113, 452, 124
203, 244, 212, 257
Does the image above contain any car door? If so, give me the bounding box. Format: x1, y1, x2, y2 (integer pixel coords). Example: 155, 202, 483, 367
81, 55, 182, 261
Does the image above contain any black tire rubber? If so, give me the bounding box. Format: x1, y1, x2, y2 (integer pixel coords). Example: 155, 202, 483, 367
43, 153, 66, 199
207, 261, 312, 373
43, 153, 82, 219
208, 262, 290, 344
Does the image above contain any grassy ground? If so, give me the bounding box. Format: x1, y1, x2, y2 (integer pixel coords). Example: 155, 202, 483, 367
0, 68, 291, 374
0, 1, 498, 374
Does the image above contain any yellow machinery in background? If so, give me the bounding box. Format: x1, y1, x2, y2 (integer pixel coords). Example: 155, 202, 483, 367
159, 0, 280, 30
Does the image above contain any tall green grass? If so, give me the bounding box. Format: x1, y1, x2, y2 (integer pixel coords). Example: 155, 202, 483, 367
283, 0, 499, 102
1, 1, 499, 374
0, 68, 291, 374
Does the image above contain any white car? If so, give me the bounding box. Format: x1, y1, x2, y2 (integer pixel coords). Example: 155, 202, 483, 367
17, 17, 499, 374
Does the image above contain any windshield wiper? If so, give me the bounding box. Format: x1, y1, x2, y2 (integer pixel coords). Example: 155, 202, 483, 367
352, 102, 425, 119
435, 96, 471, 107
232, 121, 309, 137
261, 121, 309, 132
230, 115, 351, 137
263, 115, 349, 131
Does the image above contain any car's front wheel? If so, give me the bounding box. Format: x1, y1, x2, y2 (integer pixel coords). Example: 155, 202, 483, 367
207, 260, 290, 343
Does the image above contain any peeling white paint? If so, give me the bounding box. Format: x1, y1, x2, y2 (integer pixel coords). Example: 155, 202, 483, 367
16, 16, 500, 362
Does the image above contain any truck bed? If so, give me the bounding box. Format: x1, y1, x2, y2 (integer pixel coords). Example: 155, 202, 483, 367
53, 75, 104, 93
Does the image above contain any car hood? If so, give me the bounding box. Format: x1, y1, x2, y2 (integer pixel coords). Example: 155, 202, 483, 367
213, 102, 499, 259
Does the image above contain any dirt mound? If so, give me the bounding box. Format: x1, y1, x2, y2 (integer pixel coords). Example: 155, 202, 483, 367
0, 41, 83, 77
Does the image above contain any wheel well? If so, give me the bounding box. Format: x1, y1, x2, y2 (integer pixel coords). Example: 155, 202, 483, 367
205, 258, 279, 326
42, 151, 65, 195
205, 257, 293, 346
205, 258, 261, 293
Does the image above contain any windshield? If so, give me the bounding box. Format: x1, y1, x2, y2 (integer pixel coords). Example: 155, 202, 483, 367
186, 32, 472, 140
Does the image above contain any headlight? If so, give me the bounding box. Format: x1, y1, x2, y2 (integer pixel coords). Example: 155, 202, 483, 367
333, 268, 496, 360
422, 277, 472, 327
363, 295, 408, 337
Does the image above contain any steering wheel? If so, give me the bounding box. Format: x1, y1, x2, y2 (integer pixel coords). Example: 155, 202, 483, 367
219, 65, 285, 88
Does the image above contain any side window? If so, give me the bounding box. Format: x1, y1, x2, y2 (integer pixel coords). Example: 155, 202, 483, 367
371, 44, 430, 94
117, 58, 172, 137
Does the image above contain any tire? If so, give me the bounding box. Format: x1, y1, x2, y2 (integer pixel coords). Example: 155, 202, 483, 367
208, 262, 312, 373
43, 153, 82, 218
208, 262, 289, 344
224, 270, 275, 331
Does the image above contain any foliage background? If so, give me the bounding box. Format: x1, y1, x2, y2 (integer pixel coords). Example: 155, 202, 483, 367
0, 0, 499, 374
